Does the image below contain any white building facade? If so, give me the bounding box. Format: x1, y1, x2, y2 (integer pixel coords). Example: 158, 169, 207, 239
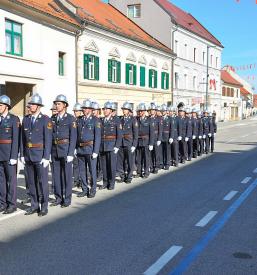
0, 0, 78, 116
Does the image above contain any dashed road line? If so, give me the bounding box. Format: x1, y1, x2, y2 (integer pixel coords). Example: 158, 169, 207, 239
223, 191, 238, 201
195, 211, 218, 227
144, 245, 182, 275
241, 177, 252, 184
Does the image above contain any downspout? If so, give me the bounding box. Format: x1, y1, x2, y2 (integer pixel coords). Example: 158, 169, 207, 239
75, 29, 82, 102
171, 24, 178, 105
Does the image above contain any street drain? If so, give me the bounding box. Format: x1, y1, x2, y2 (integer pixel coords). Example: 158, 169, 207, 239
233, 252, 253, 259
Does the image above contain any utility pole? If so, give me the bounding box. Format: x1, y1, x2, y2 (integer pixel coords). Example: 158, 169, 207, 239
206, 45, 209, 110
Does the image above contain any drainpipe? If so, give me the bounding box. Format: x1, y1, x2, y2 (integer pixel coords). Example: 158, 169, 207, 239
75, 29, 82, 103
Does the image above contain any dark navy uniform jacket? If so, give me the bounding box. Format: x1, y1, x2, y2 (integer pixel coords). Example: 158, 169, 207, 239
0, 113, 20, 161
51, 113, 77, 158
197, 117, 204, 137
151, 116, 163, 142
202, 117, 211, 135
191, 118, 198, 137
186, 117, 193, 138
137, 116, 154, 147
170, 116, 178, 140
100, 116, 122, 152
76, 115, 101, 155
20, 113, 52, 162
210, 117, 217, 134
177, 117, 187, 138
162, 115, 171, 142
120, 115, 138, 148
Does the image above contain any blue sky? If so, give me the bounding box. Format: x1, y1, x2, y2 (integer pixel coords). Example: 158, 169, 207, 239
103, 0, 257, 89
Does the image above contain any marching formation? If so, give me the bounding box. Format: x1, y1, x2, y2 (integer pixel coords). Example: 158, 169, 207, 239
0, 94, 217, 217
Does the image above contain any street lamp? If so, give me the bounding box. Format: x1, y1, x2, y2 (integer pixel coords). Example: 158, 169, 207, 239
206, 45, 216, 110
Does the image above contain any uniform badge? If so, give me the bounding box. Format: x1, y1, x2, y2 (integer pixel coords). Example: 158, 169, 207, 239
135, 121, 138, 127
119, 124, 122, 130
96, 122, 101, 128
47, 122, 53, 129
72, 122, 77, 128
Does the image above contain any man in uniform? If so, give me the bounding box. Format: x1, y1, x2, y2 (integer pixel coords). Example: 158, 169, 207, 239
191, 109, 199, 158
99, 101, 122, 190
185, 108, 193, 161
202, 110, 211, 154
210, 112, 217, 153
149, 103, 162, 174
0, 95, 20, 214
177, 108, 187, 164
50, 94, 77, 208
170, 106, 179, 167
136, 103, 154, 178
197, 111, 204, 156
116, 102, 138, 184
76, 99, 101, 198
20, 94, 52, 216
73, 103, 83, 188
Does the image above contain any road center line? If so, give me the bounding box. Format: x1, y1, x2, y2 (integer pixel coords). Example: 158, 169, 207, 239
223, 191, 238, 201
169, 178, 257, 275
195, 211, 218, 227
241, 177, 252, 184
144, 246, 182, 275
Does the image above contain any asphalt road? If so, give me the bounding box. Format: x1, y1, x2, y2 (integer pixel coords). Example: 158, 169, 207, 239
1, 117, 257, 275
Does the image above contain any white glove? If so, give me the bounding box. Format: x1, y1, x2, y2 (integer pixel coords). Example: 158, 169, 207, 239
149, 145, 154, 151
114, 147, 119, 154
49, 155, 52, 163
74, 149, 77, 157
177, 136, 182, 141
20, 157, 25, 165
66, 156, 74, 163
192, 135, 196, 140
203, 135, 206, 139
199, 136, 202, 139
131, 146, 136, 153
208, 133, 212, 137
169, 138, 173, 144
185, 137, 189, 142
9, 159, 17, 166
157, 141, 161, 146
214, 133, 216, 136
40, 158, 49, 168
92, 153, 98, 159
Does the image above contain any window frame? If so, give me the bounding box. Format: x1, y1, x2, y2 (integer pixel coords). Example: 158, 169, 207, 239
5, 19, 23, 57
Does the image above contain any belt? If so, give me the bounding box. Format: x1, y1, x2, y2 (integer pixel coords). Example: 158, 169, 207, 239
139, 135, 148, 139
26, 143, 43, 148
79, 141, 93, 147
0, 139, 12, 144
154, 131, 158, 134
123, 134, 132, 139
53, 139, 69, 145
163, 131, 170, 133
103, 135, 116, 140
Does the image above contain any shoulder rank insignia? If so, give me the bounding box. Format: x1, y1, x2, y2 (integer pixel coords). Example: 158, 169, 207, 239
96, 122, 101, 128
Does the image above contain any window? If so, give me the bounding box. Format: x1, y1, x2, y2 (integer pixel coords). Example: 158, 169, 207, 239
108, 60, 121, 83
210, 55, 213, 67
184, 44, 187, 59
149, 69, 157, 88
222, 87, 226, 96
193, 76, 197, 90
161, 72, 169, 90
126, 63, 136, 85
184, 74, 188, 89
231, 88, 234, 97
227, 87, 231, 97
84, 54, 99, 80
140, 66, 146, 87
127, 4, 141, 18
203, 52, 206, 65
174, 72, 179, 89
193, 48, 197, 63
5, 19, 23, 56
58, 52, 65, 76
174, 40, 178, 54
216, 57, 219, 68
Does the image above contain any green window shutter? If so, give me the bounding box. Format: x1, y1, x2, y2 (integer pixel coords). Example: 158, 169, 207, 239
108, 60, 112, 82
140, 66, 145, 87
154, 70, 157, 88
161, 72, 164, 89
95, 56, 99, 80
149, 70, 152, 88
133, 65, 137, 85
166, 73, 169, 89
117, 61, 121, 83
84, 54, 89, 79
126, 63, 130, 84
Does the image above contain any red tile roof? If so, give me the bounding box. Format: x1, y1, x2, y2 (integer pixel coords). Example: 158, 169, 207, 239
155, 0, 223, 48
69, 0, 172, 54
14, 0, 79, 26
221, 70, 243, 87
240, 87, 250, 96
253, 94, 257, 107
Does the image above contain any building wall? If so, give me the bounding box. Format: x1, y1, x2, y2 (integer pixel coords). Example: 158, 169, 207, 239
109, 0, 171, 48
0, 7, 76, 115
77, 26, 172, 111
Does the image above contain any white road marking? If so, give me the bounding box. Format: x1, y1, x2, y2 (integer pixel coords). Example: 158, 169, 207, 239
225, 139, 235, 144
253, 168, 257, 173
195, 211, 218, 227
241, 177, 252, 184
223, 191, 238, 201
144, 246, 182, 275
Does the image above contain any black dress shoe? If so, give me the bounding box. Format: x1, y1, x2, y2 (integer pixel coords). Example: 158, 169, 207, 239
38, 209, 48, 216
21, 197, 31, 204
153, 169, 158, 174
164, 166, 169, 170
0, 205, 6, 212
108, 186, 115, 190
3, 207, 17, 214
143, 174, 149, 178
61, 203, 70, 208
125, 178, 132, 184
50, 201, 61, 207
99, 185, 107, 190
88, 192, 96, 198
25, 208, 39, 215
77, 191, 87, 198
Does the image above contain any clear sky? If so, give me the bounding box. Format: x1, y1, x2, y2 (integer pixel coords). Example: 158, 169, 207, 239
103, 0, 257, 90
